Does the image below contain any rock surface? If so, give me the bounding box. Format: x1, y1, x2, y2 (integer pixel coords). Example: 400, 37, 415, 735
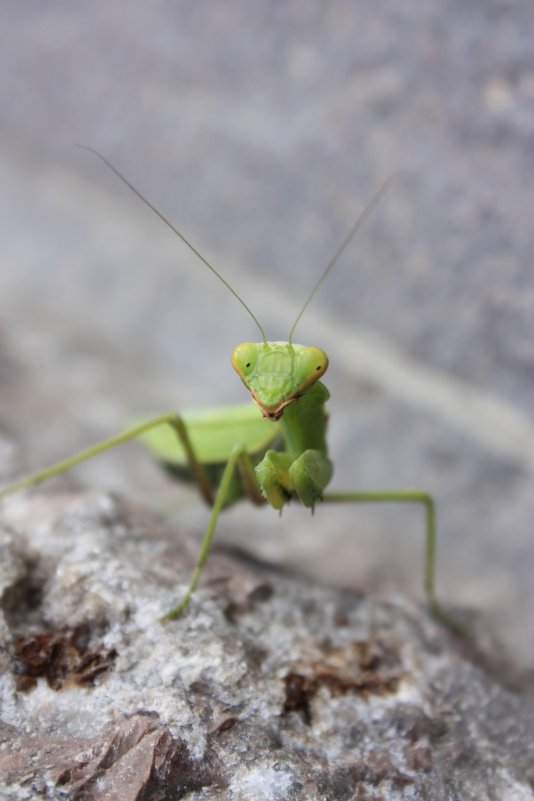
0, 491, 532, 801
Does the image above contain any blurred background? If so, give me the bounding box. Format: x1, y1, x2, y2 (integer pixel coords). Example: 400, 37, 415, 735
0, 2, 533, 672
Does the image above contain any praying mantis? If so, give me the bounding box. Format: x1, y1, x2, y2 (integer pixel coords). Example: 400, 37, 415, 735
0, 149, 460, 631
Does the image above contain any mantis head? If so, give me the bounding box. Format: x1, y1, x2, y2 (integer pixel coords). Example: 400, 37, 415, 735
79, 149, 394, 418
232, 341, 328, 420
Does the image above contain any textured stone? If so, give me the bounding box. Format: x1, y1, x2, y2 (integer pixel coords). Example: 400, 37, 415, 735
0, 491, 532, 800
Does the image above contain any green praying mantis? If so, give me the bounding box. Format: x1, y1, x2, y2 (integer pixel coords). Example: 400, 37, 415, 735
0, 149, 460, 631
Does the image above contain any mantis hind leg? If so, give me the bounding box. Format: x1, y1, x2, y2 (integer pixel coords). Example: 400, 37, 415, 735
162, 444, 261, 621
0, 412, 214, 505
323, 490, 466, 635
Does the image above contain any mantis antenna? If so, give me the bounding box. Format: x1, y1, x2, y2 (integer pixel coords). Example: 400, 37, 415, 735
77, 145, 267, 343
288, 173, 399, 344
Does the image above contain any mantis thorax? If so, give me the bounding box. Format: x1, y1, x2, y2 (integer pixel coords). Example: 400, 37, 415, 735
232, 341, 328, 420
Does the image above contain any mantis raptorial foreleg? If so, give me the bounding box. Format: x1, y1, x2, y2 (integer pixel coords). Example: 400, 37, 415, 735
255, 449, 332, 510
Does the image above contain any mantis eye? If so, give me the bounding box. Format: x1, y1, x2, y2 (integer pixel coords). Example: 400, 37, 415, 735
231, 342, 259, 379
295, 346, 328, 392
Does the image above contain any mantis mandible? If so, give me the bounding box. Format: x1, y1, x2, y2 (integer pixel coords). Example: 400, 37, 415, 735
0, 148, 458, 630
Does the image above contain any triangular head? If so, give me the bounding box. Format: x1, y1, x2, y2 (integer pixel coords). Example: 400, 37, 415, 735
232, 341, 329, 420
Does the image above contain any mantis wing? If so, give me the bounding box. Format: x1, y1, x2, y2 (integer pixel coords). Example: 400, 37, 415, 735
136, 403, 278, 466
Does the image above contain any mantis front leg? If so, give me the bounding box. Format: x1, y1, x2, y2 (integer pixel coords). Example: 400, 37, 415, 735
255, 448, 333, 510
